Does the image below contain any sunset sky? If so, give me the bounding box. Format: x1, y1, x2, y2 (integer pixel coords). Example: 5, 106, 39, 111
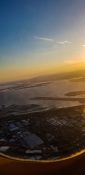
1, 0, 85, 82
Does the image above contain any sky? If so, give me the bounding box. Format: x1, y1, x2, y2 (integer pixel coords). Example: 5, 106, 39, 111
1, 0, 85, 82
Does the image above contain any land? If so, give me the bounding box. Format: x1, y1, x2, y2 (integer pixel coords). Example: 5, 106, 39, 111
1, 69, 85, 92
0, 105, 85, 161
0, 69, 85, 174
0, 82, 51, 92
28, 69, 85, 83
70, 77, 85, 82
31, 96, 85, 103
65, 91, 85, 96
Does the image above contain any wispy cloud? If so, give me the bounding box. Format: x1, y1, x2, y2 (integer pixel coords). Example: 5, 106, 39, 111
57, 40, 72, 45
34, 36, 54, 42
34, 36, 72, 46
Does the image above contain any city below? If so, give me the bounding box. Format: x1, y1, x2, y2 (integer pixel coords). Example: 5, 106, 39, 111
0, 104, 85, 160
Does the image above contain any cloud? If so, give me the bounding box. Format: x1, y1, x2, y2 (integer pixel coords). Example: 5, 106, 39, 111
34, 36, 72, 46
34, 36, 54, 42
56, 40, 72, 45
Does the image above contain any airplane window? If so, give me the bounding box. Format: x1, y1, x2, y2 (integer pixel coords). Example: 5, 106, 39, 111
0, 0, 85, 174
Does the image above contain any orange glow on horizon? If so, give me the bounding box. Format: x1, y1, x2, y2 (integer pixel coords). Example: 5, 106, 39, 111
0, 61, 85, 83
